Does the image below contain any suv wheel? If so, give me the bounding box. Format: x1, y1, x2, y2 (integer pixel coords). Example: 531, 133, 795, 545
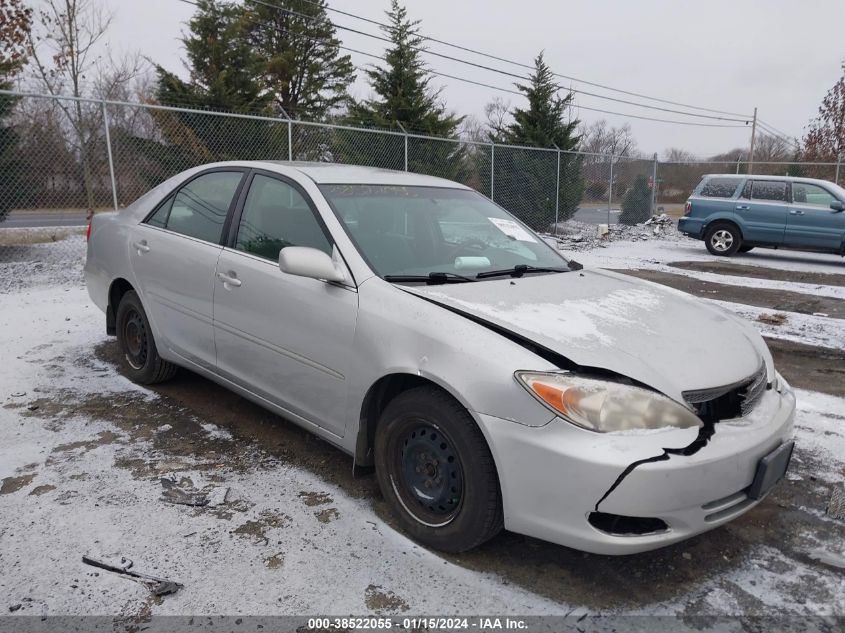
705, 223, 742, 256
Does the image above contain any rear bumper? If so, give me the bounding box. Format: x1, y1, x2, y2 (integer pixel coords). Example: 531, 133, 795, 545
477, 378, 796, 555
677, 216, 704, 238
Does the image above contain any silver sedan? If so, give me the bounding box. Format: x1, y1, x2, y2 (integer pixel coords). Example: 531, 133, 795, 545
84, 161, 796, 554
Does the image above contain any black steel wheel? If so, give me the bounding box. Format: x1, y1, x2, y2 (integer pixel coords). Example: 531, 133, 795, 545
374, 386, 503, 552
115, 290, 178, 385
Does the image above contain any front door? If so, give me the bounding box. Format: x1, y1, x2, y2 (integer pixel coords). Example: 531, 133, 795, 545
735, 179, 790, 244
785, 181, 845, 250
213, 172, 358, 437
130, 170, 245, 370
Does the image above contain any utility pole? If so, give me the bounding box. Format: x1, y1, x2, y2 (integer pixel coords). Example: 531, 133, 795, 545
747, 107, 758, 174
650, 152, 658, 215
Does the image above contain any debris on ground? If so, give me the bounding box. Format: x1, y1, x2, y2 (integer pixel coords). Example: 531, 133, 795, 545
828, 483, 845, 521
8, 604, 21, 613
757, 312, 788, 326
159, 477, 209, 507
82, 555, 183, 597
543, 218, 681, 252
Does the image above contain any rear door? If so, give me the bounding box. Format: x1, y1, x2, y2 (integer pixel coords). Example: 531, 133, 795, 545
213, 171, 358, 437
130, 169, 246, 370
735, 180, 789, 244
785, 181, 845, 250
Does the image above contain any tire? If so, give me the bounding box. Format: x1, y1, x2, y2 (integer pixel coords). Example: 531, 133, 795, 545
115, 290, 178, 385
374, 386, 503, 553
739, 245, 754, 253
704, 222, 742, 256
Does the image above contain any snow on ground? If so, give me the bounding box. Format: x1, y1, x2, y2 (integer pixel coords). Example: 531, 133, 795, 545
711, 301, 845, 350
1, 231, 844, 621
574, 234, 845, 276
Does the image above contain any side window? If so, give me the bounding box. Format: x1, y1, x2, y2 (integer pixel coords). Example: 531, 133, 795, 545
740, 180, 752, 199
792, 182, 836, 208
699, 178, 740, 198
163, 171, 243, 243
146, 195, 173, 228
750, 181, 788, 203
236, 174, 332, 260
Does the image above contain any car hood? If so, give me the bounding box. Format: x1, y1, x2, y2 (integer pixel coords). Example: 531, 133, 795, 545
401, 268, 766, 404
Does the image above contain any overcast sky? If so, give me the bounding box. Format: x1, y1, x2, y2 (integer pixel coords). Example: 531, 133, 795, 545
104, 0, 845, 157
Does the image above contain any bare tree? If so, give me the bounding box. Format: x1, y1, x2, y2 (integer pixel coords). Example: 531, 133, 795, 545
484, 97, 510, 142
580, 119, 637, 158
27, 0, 140, 214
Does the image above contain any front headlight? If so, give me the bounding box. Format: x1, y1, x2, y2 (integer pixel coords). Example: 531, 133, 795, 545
515, 371, 703, 433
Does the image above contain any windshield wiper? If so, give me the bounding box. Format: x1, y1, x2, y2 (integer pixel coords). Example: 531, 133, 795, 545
475, 264, 570, 279
384, 272, 476, 285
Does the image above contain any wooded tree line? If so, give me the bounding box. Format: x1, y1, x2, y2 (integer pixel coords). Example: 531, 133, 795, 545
0, 0, 843, 225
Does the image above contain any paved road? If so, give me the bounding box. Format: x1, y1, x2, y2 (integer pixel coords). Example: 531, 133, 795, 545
1, 211, 88, 228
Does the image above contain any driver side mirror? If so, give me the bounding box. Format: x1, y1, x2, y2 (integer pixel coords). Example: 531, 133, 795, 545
831, 200, 845, 212
279, 246, 347, 283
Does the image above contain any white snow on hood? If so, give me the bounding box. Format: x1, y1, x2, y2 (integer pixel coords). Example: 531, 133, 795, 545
423, 287, 662, 348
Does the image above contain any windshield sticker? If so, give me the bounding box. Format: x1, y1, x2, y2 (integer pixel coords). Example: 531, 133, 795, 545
487, 218, 537, 242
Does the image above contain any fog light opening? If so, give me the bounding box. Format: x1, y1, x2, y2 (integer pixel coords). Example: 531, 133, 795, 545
588, 512, 669, 536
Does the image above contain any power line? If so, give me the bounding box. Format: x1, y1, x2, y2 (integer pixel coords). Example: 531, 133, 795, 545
288, 0, 753, 119
240, 0, 751, 123
172, 0, 748, 129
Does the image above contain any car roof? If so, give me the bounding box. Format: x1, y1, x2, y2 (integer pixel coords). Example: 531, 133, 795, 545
702, 173, 837, 187
253, 160, 472, 189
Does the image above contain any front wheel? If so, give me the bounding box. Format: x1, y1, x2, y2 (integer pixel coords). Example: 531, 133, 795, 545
704, 223, 742, 256
374, 386, 503, 552
115, 290, 178, 384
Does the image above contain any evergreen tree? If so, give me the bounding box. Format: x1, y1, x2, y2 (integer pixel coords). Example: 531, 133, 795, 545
149, 0, 280, 176
494, 53, 583, 230
619, 175, 652, 225
343, 1, 464, 177
243, 0, 355, 121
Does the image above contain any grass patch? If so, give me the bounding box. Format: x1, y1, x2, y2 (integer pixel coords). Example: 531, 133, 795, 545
0, 227, 85, 247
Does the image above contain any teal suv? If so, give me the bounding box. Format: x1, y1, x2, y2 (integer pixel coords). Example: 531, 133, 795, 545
678, 175, 845, 257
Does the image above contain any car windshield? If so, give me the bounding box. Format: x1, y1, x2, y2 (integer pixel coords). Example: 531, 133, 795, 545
320, 184, 570, 280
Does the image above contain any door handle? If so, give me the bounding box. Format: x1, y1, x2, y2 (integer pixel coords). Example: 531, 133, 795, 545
132, 240, 150, 254
217, 271, 242, 288
789, 209, 804, 215
735, 204, 749, 210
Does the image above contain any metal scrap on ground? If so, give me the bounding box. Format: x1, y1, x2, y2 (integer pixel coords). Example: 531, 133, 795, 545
81, 555, 183, 597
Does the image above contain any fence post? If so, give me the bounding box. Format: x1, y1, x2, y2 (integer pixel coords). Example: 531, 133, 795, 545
554, 146, 561, 236
837, 155, 842, 186
397, 122, 408, 172
607, 154, 614, 225
490, 143, 495, 201
650, 152, 658, 215
101, 101, 118, 212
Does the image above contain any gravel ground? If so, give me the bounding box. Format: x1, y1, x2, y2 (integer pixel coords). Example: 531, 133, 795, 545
1, 228, 843, 626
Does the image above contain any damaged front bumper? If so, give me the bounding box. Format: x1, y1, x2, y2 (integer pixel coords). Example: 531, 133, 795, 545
475, 377, 796, 555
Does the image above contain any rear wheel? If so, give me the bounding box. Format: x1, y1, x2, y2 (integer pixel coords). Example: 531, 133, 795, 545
115, 290, 177, 384
705, 222, 742, 256
374, 386, 503, 552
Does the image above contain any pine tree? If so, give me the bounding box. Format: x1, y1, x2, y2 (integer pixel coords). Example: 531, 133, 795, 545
494, 53, 583, 230
243, 0, 354, 121
619, 175, 652, 225
343, 1, 464, 178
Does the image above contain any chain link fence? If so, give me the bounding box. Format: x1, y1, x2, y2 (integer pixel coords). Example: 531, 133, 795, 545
1, 90, 843, 292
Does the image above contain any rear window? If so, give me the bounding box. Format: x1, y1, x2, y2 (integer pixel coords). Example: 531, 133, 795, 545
699, 178, 740, 198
